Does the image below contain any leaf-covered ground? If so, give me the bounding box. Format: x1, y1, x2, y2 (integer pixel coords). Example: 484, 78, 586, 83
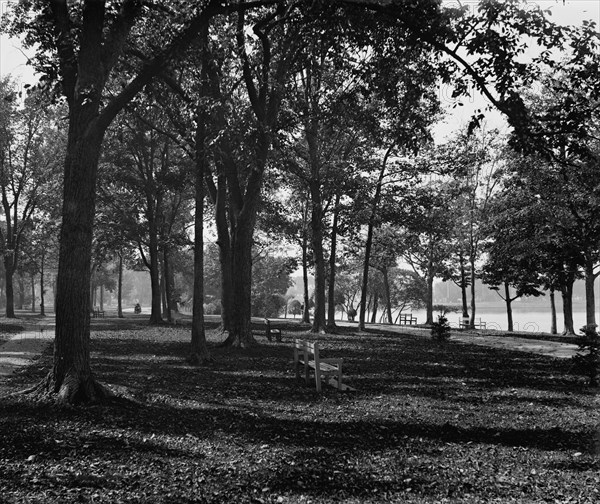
1, 319, 599, 503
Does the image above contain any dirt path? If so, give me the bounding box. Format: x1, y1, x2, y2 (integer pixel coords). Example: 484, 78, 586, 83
0, 324, 54, 377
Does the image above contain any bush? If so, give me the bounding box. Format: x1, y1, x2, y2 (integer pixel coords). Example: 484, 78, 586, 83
203, 302, 221, 315
431, 314, 451, 342
573, 324, 600, 387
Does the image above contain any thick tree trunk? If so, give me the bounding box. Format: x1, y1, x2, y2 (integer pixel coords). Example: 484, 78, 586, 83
584, 253, 596, 327
117, 253, 124, 318
326, 194, 341, 331
224, 225, 255, 347
549, 287, 557, 335
47, 129, 108, 404
504, 282, 514, 332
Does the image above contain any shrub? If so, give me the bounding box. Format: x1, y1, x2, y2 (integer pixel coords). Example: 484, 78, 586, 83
431, 314, 451, 342
573, 324, 600, 387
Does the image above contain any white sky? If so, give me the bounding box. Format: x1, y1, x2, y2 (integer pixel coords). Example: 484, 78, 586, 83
433, 0, 600, 142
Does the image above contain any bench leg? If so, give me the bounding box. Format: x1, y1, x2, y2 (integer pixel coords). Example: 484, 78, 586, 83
315, 369, 322, 392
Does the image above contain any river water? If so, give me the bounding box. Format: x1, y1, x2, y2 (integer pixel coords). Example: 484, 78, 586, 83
409, 304, 591, 335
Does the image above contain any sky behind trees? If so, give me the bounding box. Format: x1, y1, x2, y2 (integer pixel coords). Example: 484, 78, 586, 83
1, 0, 598, 143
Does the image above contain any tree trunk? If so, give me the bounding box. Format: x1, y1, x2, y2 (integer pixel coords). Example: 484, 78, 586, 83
549, 287, 557, 335
17, 273, 25, 310
148, 217, 163, 324
31, 274, 36, 313
309, 183, 326, 333
370, 292, 378, 324
225, 224, 255, 347
469, 254, 477, 329
505, 282, 514, 332
359, 146, 393, 330
584, 253, 596, 327
163, 248, 173, 323
301, 214, 311, 325
159, 254, 168, 319
561, 274, 575, 336
100, 285, 104, 311
40, 257, 45, 317
190, 101, 210, 364
383, 267, 393, 324
117, 253, 124, 318
326, 194, 341, 331
459, 254, 469, 319
426, 269, 434, 325
47, 128, 108, 404
4, 258, 15, 318
302, 204, 310, 324
212, 174, 233, 332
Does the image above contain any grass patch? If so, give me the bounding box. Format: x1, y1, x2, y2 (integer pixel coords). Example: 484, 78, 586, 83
1, 321, 599, 503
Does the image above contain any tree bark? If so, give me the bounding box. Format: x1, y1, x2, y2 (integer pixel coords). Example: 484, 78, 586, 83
383, 268, 393, 324
40, 256, 45, 317
459, 254, 469, 319
326, 194, 341, 330
426, 267, 434, 325
370, 292, 378, 324
4, 257, 15, 318
469, 253, 477, 329
117, 253, 124, 318
561, 273, 575, 336
148, 215, 163, 324
190, 104, 210, 363
584, 252, 596, 327
301, 206, 311, 325
359, 146, 393, 331
504, 282, 514, 332
30, 274, 36, 313
307, 130, 327, 333
549, 287, 557, 335
49, 126, 108, 404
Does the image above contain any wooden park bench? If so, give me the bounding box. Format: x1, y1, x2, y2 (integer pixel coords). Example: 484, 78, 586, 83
294, 339, 353, 392
92, 308, 105, 318
459, 318, 486, 330
265, 318, 282, 342
398, 313, 418, 325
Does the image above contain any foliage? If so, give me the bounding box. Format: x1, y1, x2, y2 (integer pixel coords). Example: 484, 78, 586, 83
573, 324, 600, 387
430, 314, 452, 342
251, 254, 295, 318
